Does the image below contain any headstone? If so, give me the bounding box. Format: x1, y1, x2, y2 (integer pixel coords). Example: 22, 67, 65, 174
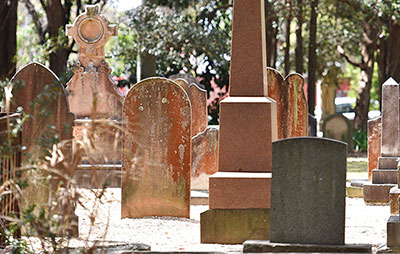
189, 83, 208, 136
308, 114, 317, 136
170, 73, 204, 89
8, 62, 77, 235
364, 78, 399, 204
66, 5, 123, 186
267, 67, 308, 139
368, 117, 381, 180
66, 5, 122, 119
172, 79, 208, 137
9, 62, 74, 161
122, 78, 191, 218
191, 126, 218, 190
322, 113, 352, 152
201, 0, 277, 244
270, 137, 346, 245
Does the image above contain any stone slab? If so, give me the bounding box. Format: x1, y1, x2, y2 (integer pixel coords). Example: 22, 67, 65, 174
209, 172, 271, 209
218, 96, 277, 172
191, 126, 218, 190
121, 78, 191, 218
200, 209, 270, 244
390, 187, 400, 215
73, 119, 121, 164
243, 240, 372, 253
372, 169, 397, 184
381, 78, 400, 157
388, 215, 400, 247
363, 183, 396, 203
378, 157, 399, 169
188, 83, 208, 136
322, 114, 352, 152
10, 62, 74, 161
368, 117, 381, 180
74, 167, 122, 188
229, 0, 267, 96
270, 137, 346, 245
267, 67, 308, 139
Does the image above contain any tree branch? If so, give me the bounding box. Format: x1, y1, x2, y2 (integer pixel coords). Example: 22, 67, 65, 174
337, 45, 366, 70
23, 0, 46, 44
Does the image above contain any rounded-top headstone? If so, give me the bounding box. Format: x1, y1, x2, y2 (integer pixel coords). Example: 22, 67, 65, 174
122, 77, 191, 218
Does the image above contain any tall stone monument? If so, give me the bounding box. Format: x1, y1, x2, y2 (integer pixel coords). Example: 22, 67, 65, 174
200, 0, 277, 244
364, 78, 399, 203
66, 5, 123, 187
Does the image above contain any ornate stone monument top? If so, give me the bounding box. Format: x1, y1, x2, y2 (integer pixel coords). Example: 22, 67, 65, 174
66, 5, 117, 67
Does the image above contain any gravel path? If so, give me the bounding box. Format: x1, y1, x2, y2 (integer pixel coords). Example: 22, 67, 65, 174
74, 188, 389, 252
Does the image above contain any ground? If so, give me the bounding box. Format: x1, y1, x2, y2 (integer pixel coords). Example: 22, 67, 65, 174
69, 156, 389, 253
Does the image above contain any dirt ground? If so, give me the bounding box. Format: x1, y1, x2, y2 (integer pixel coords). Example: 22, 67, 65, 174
74, 188, 389, 253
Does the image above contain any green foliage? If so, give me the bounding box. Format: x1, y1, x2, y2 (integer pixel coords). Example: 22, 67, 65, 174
353, 129, 367, 152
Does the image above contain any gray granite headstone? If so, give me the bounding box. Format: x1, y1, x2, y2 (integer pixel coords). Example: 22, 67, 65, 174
270, 137, 347, 245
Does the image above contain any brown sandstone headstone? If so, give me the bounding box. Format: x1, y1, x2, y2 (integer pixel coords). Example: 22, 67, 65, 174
9, 62, 74, 160
368, 117, 381, 180
66, 5, 122, 119
267, 68, 308, 139
170, 73, 203, 89
172, 79, 207, 137
122, 78, 191, 218
189, 83, 208, 136
191, 126, 218, 190
8, 62, 77, 234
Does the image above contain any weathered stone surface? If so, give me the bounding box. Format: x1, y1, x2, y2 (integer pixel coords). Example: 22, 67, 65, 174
9, 62, 77, 235
201, 0, 276, 244
378, 157, 399, 169
189, 83, 208, 136
387, 215, 400, 247
10, 62, 74, 160
170, 73, 203, 89
218, 97, 277, 172
73, 119, 121, 163
363, 183, 395, 203
322, 113, 352, 151
270, 137, 346, 245
191, 126, 218, 190
74, 164, 122, 188
372, 169, 397, 184
368, 117, 381, 180
390, 187, 400, 215
243, 240, 372, 253
66, 5, 122, 119
200, 209, 270, 244
173, 78, 189, 94
381, 78, 400, 157
209, 172, 271, 209
171, 79, 207, 137
122, 78, 191, 218
267, 68, 308, 139
229, 0, 267, 96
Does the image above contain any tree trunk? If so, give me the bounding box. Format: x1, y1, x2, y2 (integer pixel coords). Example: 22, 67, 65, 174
307, 0, 318, 116
44, 0, 71, 77
265, 0, 277, 68
284, 0, 292, 76
295, 0, 303, 74
353, 22, 379, 131
0, 0, 18, 81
